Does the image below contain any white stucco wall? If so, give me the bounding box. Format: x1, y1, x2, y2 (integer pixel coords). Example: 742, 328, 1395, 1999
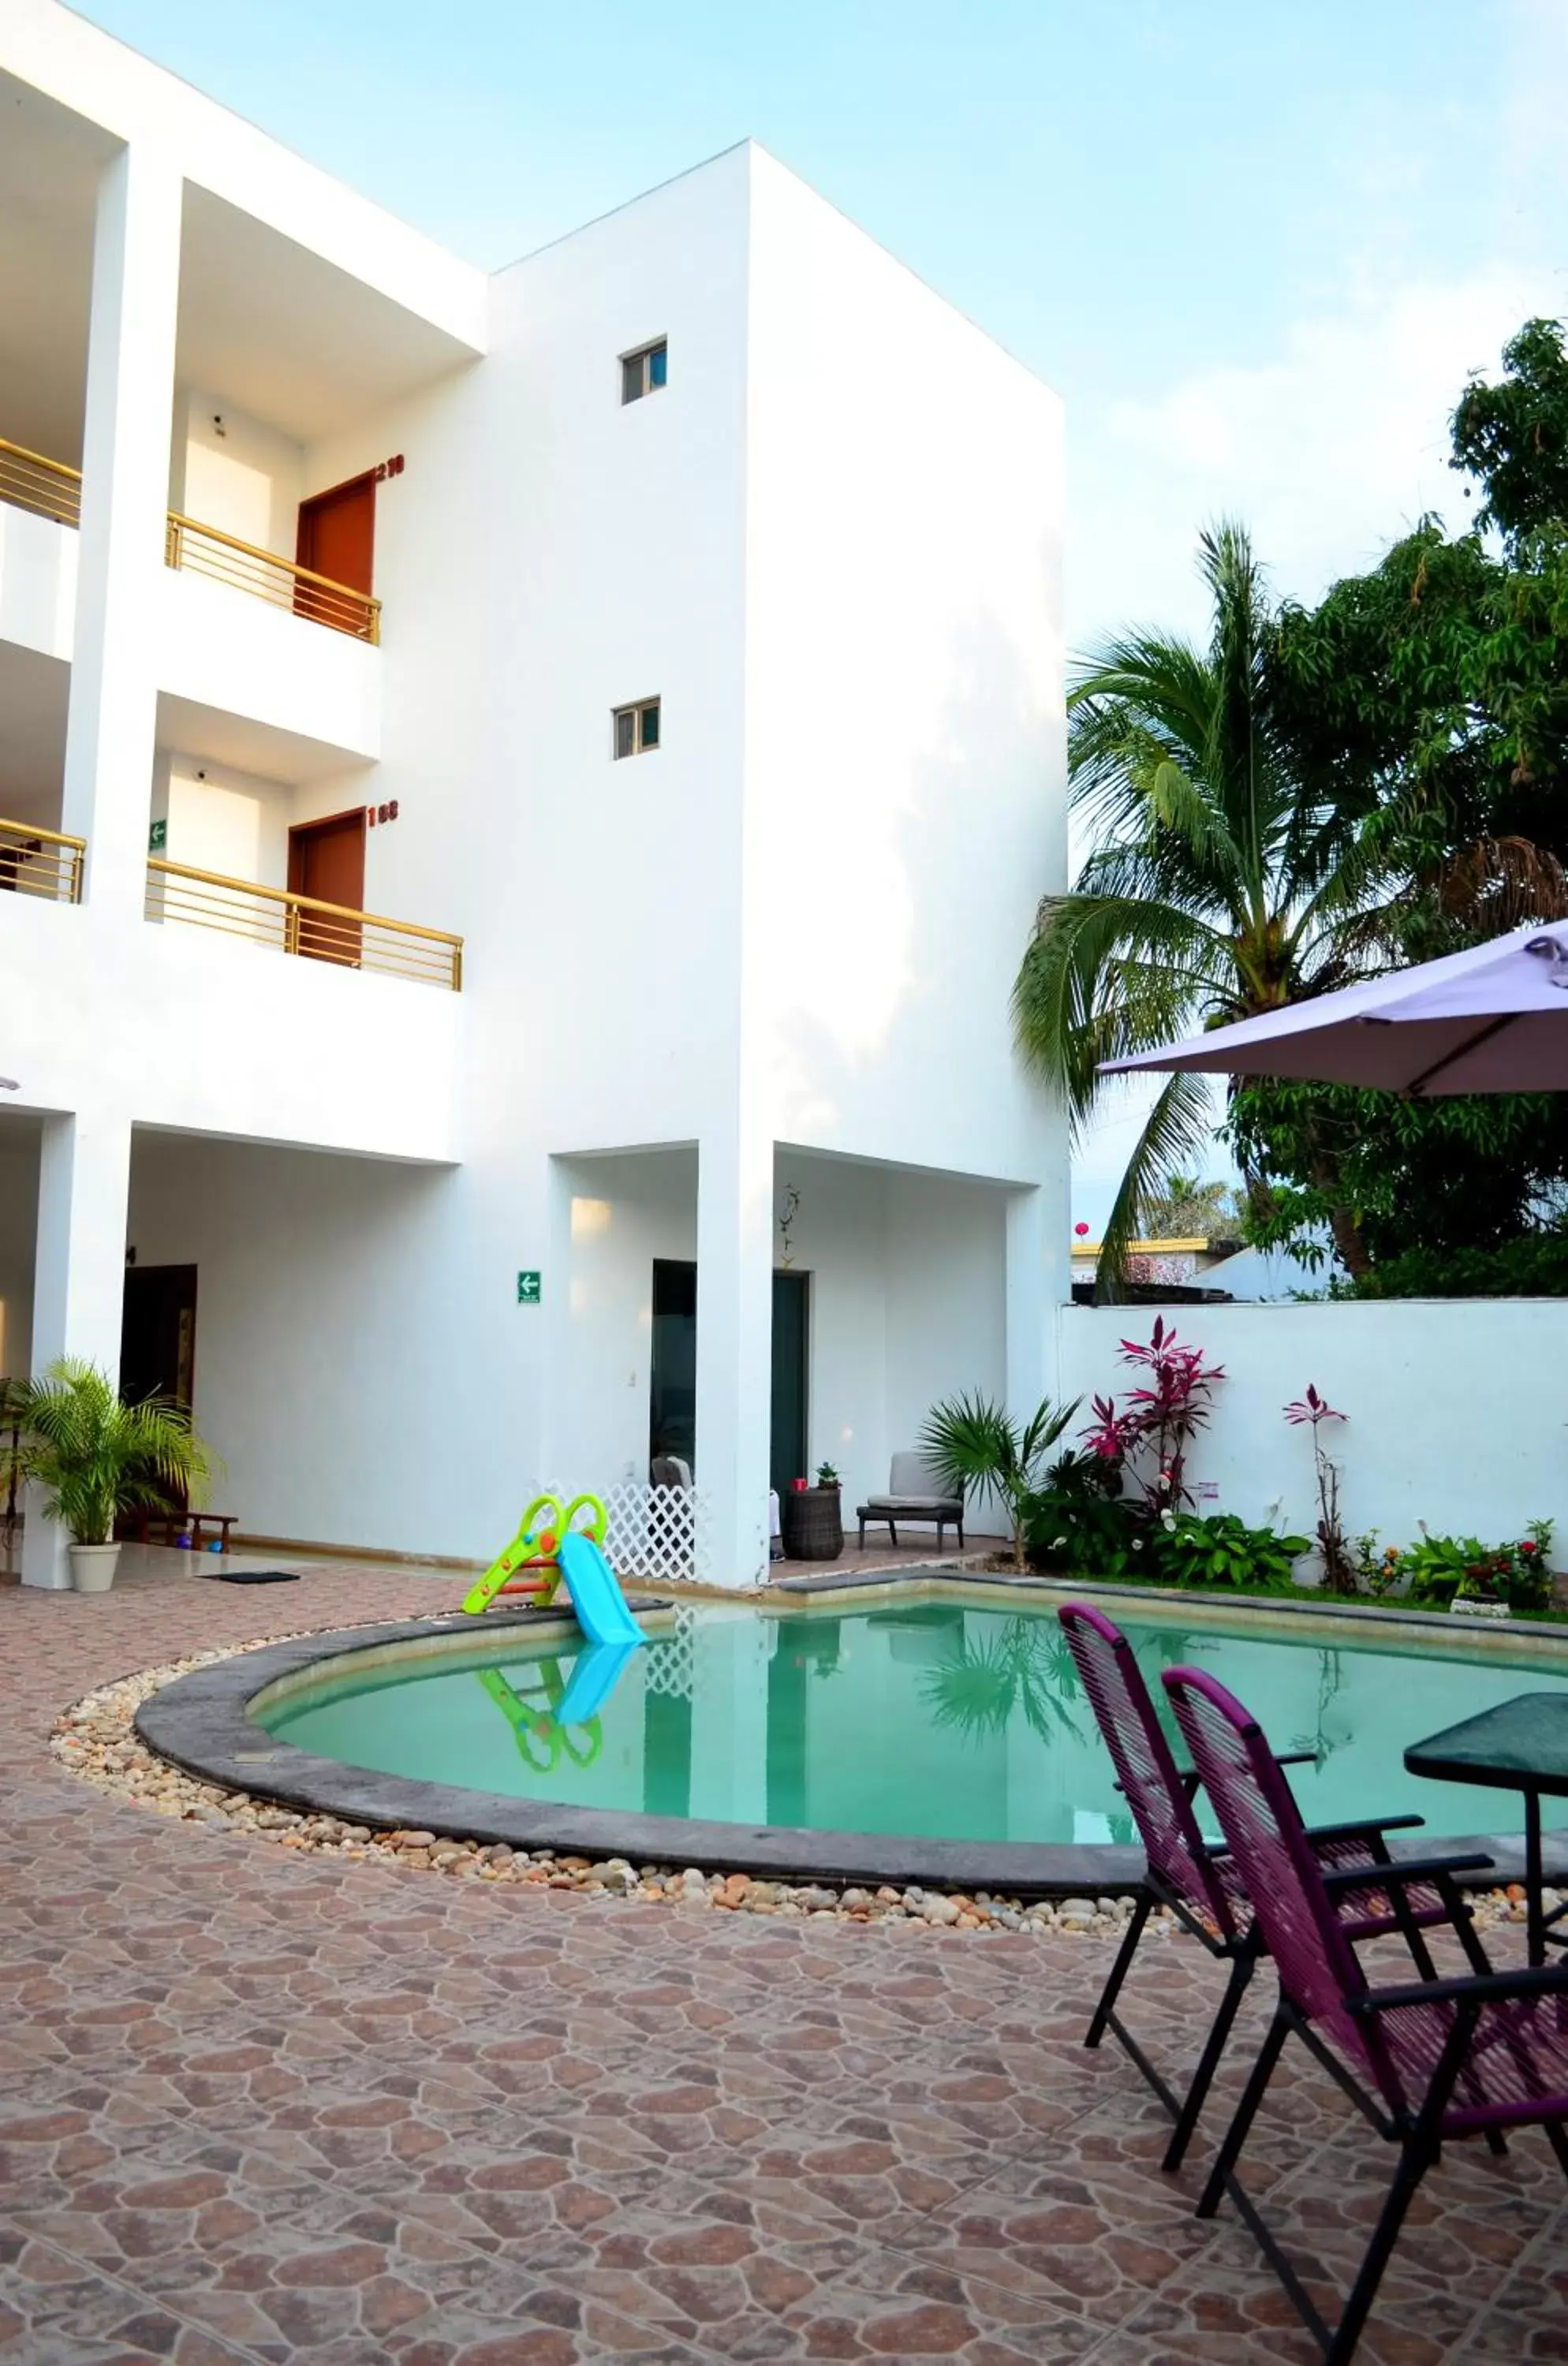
171, 390, 304, 556
1057, 1300, 1568, 1558
742, 149, 1066, 1196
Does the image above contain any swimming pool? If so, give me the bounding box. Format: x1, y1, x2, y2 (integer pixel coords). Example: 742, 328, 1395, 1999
255, 1592, 1568, 1849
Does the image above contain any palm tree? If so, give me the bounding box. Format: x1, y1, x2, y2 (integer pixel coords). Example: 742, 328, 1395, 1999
918, 1391, 1081, 1571
3, 1357, 214, 1546
1014, 523, 1385, 1286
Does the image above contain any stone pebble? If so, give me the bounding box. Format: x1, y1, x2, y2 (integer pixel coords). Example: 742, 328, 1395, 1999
45, 1638, 1533, 1941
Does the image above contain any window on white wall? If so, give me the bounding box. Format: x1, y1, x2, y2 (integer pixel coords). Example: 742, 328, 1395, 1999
613, 700, 661, 759
621, 341, 667, 404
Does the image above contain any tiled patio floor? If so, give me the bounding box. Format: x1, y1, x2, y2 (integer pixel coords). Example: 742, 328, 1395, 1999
2, 1555, 1565, 2364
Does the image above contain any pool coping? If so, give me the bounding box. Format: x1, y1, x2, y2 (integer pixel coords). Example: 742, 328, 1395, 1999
133, 1573, 1568, 1894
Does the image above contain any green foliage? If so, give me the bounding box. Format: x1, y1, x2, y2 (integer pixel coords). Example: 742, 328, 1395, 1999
1331, 1230, 1568, 1300
1150, 1512, 1310, 1592
918, 1390, 1081, 1571
1451, 318, 1568, 554
1133, 1174, 1244, 1239
1400, 1520, 1555, 1614
1023, 1480, 1309, 1593
815, 1461, 841, 1487
1030, 317, 1568, 1292
1013, 521, 1394, 1292
3, 1357, 214, 1547
1022, 1451, 1148, 1578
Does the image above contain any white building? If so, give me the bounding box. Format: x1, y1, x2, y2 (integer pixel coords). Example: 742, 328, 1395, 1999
0, 0, 1067, 1590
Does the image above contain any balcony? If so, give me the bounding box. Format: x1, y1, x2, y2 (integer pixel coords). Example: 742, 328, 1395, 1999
147, 857, 461, 991
0, 815, 84, 902
0, 436, 379, 644
0, 438, 81, 530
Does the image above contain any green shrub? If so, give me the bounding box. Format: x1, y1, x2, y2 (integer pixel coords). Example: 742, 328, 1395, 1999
1405, 1521, 1555, 1614
1149, 1512, 1311, 1592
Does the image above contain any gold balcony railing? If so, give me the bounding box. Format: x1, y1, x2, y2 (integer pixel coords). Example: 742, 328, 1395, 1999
0, 816, 86, 903
0, 435, 381, 643
165, 514, 381, 644
0, 435, 82, 528
147, 857, 461, 990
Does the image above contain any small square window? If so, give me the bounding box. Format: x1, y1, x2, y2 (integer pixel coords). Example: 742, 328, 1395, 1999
621, 340, 668, 404
613, 699, 661, 758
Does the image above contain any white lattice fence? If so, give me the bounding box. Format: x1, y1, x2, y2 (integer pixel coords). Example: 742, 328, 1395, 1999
592, 1482, 710, 1586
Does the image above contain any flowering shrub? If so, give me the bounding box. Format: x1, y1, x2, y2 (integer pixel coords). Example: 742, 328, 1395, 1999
1402, 1520, 1555, 1614
1082, 1319, 1225, 1513
1283, 1384, 1355, 1595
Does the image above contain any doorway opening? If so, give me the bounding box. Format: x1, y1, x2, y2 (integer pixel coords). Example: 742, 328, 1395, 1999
287, 806, 366, 961
649, 1258, 696, 1473
647, 1260, 811, 1492
770, 1270, 809, 1494
121, 1263, 198, 1408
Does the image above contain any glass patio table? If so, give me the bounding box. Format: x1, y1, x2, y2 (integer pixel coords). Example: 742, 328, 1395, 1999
1404, 1692, 1568, 1966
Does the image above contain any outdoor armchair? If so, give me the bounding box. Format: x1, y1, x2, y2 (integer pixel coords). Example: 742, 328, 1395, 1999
1058, 1602, 1487, 2170
1164, 1661, 1568, 2366
857, 1452, 965, 1552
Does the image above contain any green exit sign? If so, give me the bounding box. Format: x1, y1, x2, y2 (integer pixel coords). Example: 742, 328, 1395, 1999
516, 1270, 541, 1305
148, 818, 167, 853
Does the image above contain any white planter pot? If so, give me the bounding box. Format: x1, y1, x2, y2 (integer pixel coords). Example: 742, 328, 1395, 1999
69, 1543, 121, 1594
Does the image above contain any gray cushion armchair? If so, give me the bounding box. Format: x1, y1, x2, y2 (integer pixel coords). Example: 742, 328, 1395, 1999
857, 1453, 965, 1552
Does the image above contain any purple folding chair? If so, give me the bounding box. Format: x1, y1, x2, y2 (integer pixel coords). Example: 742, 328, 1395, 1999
1165, 1663, 1568, 2366
1058, 1603, 1482, 2170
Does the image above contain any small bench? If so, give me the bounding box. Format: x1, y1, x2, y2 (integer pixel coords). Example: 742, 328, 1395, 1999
127, 1509, 238, 1554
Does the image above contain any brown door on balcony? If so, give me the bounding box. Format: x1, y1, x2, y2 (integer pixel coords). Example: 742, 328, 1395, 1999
295, 472, 375, 629
288, 808, 365, 965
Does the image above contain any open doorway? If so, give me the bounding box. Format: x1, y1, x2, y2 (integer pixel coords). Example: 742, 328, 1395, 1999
770, 1270, 808, 1493
121, 1263, 198, 1407
649, 1258, 696, 1472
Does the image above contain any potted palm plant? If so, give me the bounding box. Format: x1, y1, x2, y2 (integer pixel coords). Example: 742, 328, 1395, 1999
3, 1357, 214, 1592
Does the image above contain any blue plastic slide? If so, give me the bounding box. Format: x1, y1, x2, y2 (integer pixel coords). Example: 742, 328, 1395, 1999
557, 1531, 647, 1649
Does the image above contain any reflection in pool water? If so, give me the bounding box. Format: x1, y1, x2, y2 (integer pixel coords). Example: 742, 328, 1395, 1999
257, 1597, 1568, 1847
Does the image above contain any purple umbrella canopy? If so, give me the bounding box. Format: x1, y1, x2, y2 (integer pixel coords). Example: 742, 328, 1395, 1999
1100, 924, 1568, 1096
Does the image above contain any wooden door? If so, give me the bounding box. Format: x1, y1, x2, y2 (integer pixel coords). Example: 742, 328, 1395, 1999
295, 473, 375, 627
288, 808, 366, 964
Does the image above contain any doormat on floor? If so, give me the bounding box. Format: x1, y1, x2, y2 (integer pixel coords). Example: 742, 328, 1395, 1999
198, 1568, 301, 1585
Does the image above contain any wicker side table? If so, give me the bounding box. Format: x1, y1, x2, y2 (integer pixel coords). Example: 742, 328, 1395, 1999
780, 1486, 844, 1562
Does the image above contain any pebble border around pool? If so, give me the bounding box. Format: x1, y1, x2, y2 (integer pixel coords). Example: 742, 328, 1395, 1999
54, 1630, 1555, 1942
124, 1573, 1568, 1893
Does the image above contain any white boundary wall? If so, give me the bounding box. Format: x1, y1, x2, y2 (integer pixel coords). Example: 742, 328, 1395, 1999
1055, 1301, 1568, 1558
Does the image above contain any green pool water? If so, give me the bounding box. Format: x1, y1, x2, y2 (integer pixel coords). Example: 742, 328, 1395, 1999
256, 1596, 1568, 1847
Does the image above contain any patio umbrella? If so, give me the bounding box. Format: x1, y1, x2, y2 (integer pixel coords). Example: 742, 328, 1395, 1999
1100, 924, 1568, 1097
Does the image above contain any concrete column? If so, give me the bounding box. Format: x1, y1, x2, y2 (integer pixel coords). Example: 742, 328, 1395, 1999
1005, 1183, 1051, 1416
695, 1127, 773, 1588
21, 1111, 133, 1588
64, 144, 182, 915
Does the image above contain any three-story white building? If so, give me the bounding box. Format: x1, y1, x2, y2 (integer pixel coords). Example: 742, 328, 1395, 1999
1, 0, 1066, 1588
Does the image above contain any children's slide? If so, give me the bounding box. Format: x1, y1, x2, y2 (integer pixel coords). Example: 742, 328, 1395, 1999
557, 1531, 647, 1649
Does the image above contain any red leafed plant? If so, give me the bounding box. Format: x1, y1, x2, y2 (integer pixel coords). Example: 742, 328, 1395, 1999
1083, 1318, 1225, 1514
1284, 1385, 1355, 1594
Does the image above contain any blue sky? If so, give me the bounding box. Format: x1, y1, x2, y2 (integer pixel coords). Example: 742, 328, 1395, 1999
84, 0, 1568, 1222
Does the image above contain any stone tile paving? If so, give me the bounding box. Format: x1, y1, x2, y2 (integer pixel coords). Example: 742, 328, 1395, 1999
1, 1554, 1564, 2363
